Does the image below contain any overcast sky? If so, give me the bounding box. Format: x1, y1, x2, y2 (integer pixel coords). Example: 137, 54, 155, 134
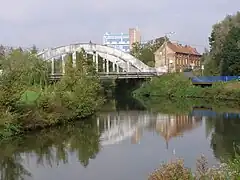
0, 0, 239, 50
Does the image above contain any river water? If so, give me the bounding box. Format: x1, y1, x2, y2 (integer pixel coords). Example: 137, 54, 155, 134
1, 98, 240, 180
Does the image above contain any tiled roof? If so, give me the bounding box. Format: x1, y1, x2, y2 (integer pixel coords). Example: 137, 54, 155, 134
167, 42, 201, 56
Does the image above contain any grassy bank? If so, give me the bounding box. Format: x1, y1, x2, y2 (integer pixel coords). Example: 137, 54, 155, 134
133, 73, 240, 101
136, 96, 240, 115
0, 49, 104, 139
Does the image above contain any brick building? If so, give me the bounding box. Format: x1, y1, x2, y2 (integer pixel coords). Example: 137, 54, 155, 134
154, 41, 202, 72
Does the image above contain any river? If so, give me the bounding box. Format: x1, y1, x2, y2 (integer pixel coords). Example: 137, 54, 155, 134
0, 97, 240, 180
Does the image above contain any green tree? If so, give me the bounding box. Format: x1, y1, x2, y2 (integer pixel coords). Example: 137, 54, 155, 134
219, 26, 240, 75
30, 45, 38, 54
206, 11, 240, 75
0, 49, 49, 107
130, 37, 166, 67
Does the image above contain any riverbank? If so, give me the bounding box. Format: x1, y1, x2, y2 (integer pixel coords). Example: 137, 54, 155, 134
0, 49, 104, 139
136, 96, 240, 115
148, 155, 240, 179
133, 73, 240, 101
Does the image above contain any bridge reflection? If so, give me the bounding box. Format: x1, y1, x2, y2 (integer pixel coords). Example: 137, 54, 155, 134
97, 111, 203, 147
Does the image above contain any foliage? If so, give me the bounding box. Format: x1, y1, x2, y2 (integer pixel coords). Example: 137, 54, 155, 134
0, 120, 100, 179
0, 49, 49, 107
149, 155, 239, 180
0, 48, 104, 139
204, 11, 240, 75
219, 26, 240, 75
130, 37, 166, 67
133, 73, 240, 101
30, 45, 38, 54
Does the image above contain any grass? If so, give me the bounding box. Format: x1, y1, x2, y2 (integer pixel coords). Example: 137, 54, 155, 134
133, 73, 240, 101
20, 90, 41, 104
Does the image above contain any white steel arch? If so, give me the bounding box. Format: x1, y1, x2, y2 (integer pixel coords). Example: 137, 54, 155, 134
37, 43, 156, 73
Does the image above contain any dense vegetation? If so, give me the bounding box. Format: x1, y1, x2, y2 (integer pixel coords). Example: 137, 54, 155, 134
204, 11, 240, 76
133, 73, 240, 101
148, 155, 240, 179
0, 48, 103, 139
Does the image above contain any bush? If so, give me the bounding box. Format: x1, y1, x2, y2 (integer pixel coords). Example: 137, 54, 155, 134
133, 73, 240, 101
0, 48, 104, 139
148, 155, 239, 180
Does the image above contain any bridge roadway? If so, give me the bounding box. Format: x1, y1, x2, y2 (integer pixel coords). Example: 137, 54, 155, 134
49, 71, 159, 80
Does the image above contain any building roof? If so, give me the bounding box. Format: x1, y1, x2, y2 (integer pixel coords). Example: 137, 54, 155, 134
167, 42, 201, 56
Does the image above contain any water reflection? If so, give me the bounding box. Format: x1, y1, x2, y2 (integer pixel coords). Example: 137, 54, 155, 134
0, 100, 240, 180
98, 112, 203, 147
0, 120, 100, 180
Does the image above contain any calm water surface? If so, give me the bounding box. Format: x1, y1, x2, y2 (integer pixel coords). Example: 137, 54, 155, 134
1, 98, 240, 180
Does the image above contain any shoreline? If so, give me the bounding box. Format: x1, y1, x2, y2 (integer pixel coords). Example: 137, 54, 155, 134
133, 73, 240, 102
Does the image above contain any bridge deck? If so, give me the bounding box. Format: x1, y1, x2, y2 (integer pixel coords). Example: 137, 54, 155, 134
49, 72, 161, 80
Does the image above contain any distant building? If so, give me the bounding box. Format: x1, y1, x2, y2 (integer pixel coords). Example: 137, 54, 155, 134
129, 27, 141, 49
154, 41, 202, 72
103, 32, 130, 52
102, 27, 141, 53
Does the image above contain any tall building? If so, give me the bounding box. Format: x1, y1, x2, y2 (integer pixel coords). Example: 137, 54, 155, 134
129, 27, 141, 49
102, 27, 141, 53
102, 32, 130, 52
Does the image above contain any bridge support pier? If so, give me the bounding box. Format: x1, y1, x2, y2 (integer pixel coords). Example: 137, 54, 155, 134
61, 54, 66, 74
72, 52, 76, 67
96, 53, 99, 72
116, 64, 119, 73
112, 63, 115, 72
51, 58, 54, 75
102, 59, 105, 72
92, 53, 95, 63
106, 59, 109, 74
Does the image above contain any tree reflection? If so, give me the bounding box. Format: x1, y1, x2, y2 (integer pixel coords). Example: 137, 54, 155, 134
0, 155, 31, 180
0, 119, 101, 179
207, 114, 240, 162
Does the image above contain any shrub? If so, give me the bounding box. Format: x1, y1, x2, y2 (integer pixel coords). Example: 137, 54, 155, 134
148, 155, 239, 180
0, 48, 104, 138
134, 73, 240, 101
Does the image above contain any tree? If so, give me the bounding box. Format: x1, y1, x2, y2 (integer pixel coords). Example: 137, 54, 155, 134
30, 45, 38, 54
0, 45, 5, 69
219, 26, 240, 75
130, 37, 166, 67
207, 11, 240, 75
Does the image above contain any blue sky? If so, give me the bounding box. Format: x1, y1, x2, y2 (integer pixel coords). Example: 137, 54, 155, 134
0, 0, 239, 50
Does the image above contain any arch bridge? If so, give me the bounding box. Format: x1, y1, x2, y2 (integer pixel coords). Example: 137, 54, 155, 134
37, 43, 167, 79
